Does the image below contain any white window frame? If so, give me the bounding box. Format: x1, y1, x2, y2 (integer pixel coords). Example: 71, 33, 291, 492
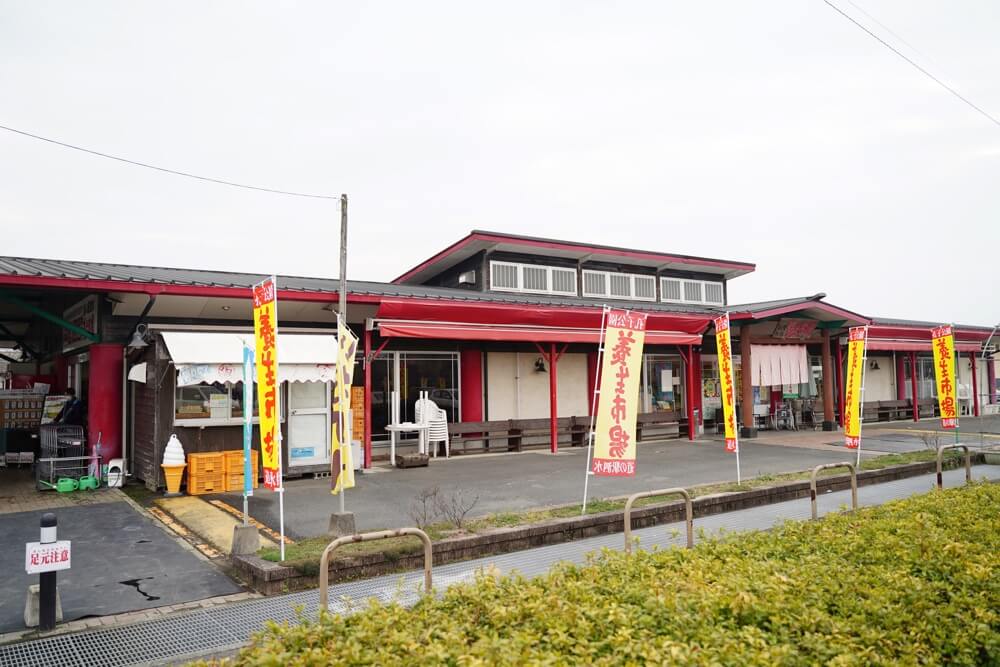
581, 269, 657, 302
659, 277, 725, 306
489, 261, 577, 297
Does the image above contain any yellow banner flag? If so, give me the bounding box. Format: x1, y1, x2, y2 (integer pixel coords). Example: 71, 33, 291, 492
843, 326, 867, 448
252, 277, 281, 490
931, 325, 958, 429
713, 314, 738, 452
593, 309, 647, 476
331, 318, 359, 495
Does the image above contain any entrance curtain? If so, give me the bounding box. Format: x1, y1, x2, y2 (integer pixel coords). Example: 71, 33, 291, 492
750, 344, 808, 386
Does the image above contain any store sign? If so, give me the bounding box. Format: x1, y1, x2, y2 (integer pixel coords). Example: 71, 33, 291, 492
252, 277, 282, 490
592, 309, 647, 476
931, 325, 958, 429
331, 318, 359, 495
25, 541, 71, 574
772, 318, 817, 340
713, 314, 738, 453
62, 295, 98, 352
843, 326, 867, 449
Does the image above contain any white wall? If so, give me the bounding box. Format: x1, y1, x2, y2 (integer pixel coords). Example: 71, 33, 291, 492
486, 352, 589, 420
862, 354, 896, 402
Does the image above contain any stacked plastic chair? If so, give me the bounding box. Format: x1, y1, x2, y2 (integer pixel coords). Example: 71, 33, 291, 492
415, 394, 450, 458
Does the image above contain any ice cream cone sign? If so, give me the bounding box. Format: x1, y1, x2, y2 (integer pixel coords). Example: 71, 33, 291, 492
161, 433, 187, 496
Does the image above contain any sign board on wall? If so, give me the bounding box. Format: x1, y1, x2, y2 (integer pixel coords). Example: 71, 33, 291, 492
771, 319, 817, 340
62, 295, 98, 353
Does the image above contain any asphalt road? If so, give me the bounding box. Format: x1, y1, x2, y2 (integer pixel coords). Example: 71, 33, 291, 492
213, 438, 895, 538
0, 500, 240, 633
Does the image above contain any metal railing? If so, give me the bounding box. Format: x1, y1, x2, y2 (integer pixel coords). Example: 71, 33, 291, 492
936, 444, 971, 489
623, 487, 693, 553
318, 527, 433, 612
810, 462, 857, 520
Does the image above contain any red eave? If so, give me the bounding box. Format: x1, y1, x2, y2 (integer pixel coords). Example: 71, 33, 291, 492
730, 301, 869, 324
392, 231, 756, 284
0, 274, 383, 304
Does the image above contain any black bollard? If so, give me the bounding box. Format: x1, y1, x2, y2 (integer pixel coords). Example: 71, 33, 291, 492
39, 513, 57, 631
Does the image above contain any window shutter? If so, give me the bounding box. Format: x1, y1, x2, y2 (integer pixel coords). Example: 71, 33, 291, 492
609, 274, 631, 298
683, 280, 703, 303
582, 271, 606, 297
704, 282, 724, 304
661, 278, 682, 301
633, 276, 656, 300
522, 266, 548, 292
551, 268, 577, 295
491, 262, 518, 290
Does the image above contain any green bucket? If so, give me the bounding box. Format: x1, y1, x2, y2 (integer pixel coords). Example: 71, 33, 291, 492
78, 476, 99, 491
56, 478, 79, 493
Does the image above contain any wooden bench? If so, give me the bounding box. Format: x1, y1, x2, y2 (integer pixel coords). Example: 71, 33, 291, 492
861, 401, 880, 423
448, 417, 588, 454
917, 398, 937, 418
636, 411, 680, 441
877, 400, 912, 421
447, 420, 522, 454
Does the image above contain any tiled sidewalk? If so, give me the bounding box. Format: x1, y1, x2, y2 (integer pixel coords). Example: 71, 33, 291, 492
1, 465, 996, 667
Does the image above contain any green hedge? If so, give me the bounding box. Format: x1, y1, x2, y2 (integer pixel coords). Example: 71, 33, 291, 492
210, 484, 1000, 665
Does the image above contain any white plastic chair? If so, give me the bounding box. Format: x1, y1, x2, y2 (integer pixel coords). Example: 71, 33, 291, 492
415, 395, 450, 458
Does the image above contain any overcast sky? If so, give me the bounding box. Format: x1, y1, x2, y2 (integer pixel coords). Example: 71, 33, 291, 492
1, 2, 997, 326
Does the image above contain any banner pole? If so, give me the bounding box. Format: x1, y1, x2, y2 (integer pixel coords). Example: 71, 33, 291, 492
953, 323, 960, 446
855, 326, 869, 467
729, 314, 741, 484
275, 284, 286, 561
581, 305, 610, 515
338, 195, 349, 515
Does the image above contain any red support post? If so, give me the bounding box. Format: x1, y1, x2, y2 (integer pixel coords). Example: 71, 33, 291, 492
686, 345, 696, 441
895, 353, 906, 401
989, 358, 997, 405
363, 327, 372, 469
836, 338, 845, 427
970, 351, 980, 417
549, 342, 558, 454
910, 351, 920, 422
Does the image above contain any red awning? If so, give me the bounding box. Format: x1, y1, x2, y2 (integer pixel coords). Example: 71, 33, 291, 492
377, 320, 703, 345
868, 338, 982, 353
375, 298, 712, 334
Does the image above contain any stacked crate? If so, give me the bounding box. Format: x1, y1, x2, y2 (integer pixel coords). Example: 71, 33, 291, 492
186, 452, 226, 495
223, 449, 260, 492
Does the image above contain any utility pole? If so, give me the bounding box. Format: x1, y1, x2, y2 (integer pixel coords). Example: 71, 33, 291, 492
329, 193, 356, 536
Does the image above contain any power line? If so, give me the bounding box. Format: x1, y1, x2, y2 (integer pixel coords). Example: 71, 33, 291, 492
843, 0, 928, 63
0, 123, 341, 200
822, 0, 1000, 129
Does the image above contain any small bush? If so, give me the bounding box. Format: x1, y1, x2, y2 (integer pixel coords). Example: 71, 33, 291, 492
211, 484, 1000, 665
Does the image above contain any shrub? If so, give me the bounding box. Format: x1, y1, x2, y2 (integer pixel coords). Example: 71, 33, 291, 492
207, 484, 1000, 666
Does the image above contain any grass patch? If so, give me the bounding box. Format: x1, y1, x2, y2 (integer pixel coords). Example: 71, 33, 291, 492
259, 449, 963, 578
259, 525, 450, 576
208, 483, 1000, 665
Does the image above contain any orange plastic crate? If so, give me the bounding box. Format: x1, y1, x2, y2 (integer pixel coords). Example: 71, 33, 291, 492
188, 452, 225, 476
223, 450, 260, 492
187, 470, 226, 495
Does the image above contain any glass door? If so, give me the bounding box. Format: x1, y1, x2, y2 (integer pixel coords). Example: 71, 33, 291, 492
287, 381, 330, 467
